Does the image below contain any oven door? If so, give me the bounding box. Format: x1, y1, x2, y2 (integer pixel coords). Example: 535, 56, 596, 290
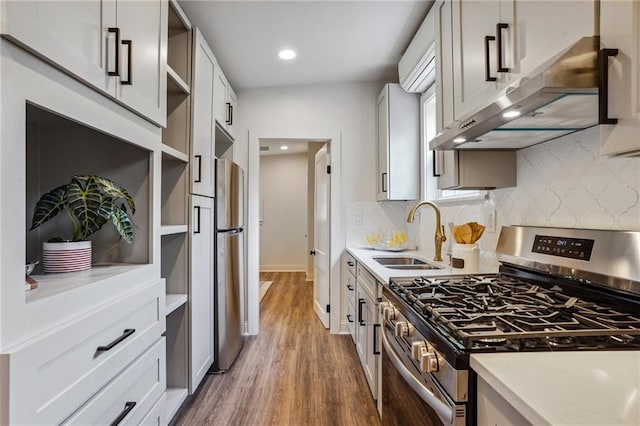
381, 324, 466, 426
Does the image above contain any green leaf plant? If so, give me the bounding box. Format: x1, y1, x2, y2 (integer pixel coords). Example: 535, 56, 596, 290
30, 175, 136, 243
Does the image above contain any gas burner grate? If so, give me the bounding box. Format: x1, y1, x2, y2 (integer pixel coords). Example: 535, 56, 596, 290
390, 273, 640, 350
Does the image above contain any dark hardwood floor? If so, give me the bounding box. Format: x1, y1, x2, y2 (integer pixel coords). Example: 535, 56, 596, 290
176, 271, 381, 426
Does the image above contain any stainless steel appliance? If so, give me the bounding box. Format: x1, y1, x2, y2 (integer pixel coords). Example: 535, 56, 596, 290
381, 226, 640, 425
212, 158, 245, 372
429, 37, 619, 150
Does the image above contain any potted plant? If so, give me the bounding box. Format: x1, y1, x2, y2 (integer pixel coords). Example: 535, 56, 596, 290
30, 175, 135, 273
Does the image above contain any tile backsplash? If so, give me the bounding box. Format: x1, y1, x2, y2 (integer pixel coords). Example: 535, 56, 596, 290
347, 127, 640, 271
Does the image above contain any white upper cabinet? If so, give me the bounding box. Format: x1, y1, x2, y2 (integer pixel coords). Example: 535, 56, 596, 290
600, 0, 640, 156
214, 66, 237, 140
451, 0, 514, 120
442, 0, 597, 125
376, 83, 420, 201
0, 0, 167, 126
191, 28, 216, 197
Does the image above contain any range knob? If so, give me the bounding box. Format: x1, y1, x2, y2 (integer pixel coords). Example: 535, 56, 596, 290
411, 341, 427, 360
384, 305, 399, 321
419, 352, 439, 373
394, 321, 414, 337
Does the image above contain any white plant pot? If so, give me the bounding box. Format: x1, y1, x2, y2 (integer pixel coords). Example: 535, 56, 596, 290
42, 241, 92, 274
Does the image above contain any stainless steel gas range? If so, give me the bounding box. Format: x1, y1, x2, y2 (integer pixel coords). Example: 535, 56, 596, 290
380, 226, 640, 426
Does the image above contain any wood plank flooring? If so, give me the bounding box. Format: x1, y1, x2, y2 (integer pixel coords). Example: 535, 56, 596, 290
175, 271, 381, 426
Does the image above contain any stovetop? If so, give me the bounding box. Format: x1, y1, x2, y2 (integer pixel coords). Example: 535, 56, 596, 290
389, 272, 640, 352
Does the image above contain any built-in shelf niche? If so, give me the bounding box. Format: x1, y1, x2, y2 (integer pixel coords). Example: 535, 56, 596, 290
161, 232, 188, 296
165, 304, 189, 420
25, 103, 151, 277
161, 153, 188, 227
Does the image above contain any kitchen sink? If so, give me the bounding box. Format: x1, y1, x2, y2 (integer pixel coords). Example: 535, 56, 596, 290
372, 257, 443, 270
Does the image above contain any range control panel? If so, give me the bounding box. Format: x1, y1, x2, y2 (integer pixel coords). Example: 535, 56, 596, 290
532, 235, 594, 261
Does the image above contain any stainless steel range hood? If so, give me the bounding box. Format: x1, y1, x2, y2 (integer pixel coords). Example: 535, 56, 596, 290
430, 36, 617, 150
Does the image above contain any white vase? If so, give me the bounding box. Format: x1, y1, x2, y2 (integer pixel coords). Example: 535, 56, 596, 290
42, 241, 92, 274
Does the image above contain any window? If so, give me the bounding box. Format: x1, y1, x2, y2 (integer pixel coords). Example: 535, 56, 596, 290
420, 87, 485, 203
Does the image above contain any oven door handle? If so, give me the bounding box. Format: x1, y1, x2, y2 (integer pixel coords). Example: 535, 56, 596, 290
381, 327, 455, 425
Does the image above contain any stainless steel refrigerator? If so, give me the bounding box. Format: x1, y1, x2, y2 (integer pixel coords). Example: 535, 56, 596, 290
212, 158, 245, 372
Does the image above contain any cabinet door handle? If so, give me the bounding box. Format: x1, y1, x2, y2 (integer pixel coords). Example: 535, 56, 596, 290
347, 314, 354, 323
109, 401, 136, 426
226, 102, 232, 124
432, 150, 441, 177
347, 261, 354, 267
347, 284, 354, 291
598, 48, 619, 125
121, 39, 132, 85
194, 206, 201, 234
484, 35, 497, 82
97, 328, 135, 352
358, 299, 366, 326
373, 323, 381, 355
230, 105, 233, 125
381, 172, 388, 193
496, 23, 510, 72
194, 155, 202, 183
107, 27, 120, 76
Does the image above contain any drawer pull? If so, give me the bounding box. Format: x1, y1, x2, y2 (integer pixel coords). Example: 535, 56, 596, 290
347, 261, 354, 267
110, 401, 136, 426
97, 328, 135, 352
347, 314, 354, 323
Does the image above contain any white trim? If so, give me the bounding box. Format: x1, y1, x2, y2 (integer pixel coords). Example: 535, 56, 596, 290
435, 190, 488, 204
247, 131, 342, 336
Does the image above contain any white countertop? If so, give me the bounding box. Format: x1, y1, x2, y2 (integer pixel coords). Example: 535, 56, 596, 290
471, 351, 640, 425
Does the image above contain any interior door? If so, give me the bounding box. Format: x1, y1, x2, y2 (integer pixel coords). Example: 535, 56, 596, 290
313, 145, 330, 328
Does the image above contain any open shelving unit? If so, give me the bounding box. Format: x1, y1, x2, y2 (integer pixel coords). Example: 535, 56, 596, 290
162, 0, 193, 420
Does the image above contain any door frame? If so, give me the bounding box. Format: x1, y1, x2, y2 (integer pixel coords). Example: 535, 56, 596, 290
247, 132, 342, 335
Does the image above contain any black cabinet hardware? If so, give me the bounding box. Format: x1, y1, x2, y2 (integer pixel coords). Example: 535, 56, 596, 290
358, 299, 366, 326
598, 48, 619, 125
107, 27, 120, 76
347, 284, 354, 291
373, 324, 381, 355
381, 172, 388, 192
97, 328, 135, 352
194, 206, 201, 234
347, 314, 354, 323
121, 40, 132, 85
194, 155, 202, 183
484, 35, 497, 81
309, 250, 316, 256
109, 401, 136, 426
347, 261, 354, 267
226, 102, 232, 124
496, 23, 510, 72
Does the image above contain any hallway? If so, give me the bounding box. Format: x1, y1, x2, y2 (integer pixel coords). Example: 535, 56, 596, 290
176, 272, 381, 426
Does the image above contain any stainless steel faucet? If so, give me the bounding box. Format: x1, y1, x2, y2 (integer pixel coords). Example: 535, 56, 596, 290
406, 201, 446, 262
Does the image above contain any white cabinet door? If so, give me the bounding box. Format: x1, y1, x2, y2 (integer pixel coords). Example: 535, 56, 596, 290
0, 0, 167, 125
355, 286, 367, 362
376, 88, 390, 200
435, 0, 455, 133
191, 29, 216, 197
363, 299, 378, 399
0, 0, 117, 95
376, 84, 420, 201
600, 0, 640, 156
214, 68, 229, 128
115, 0, 167, 126
451, 0, 514, 120
189, 195, 214, 393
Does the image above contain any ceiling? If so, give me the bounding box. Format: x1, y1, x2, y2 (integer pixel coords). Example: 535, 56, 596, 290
179, 1, 433, 90
259, 138, 313, 156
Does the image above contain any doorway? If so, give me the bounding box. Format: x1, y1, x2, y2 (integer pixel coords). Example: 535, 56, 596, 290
246, 133, 342, 336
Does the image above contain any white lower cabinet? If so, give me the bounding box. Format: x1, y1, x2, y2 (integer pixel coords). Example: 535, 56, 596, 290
189, 195, 215, 393
0, 279, 166, 425
355, 263, 379, 400
140, 393, 167, 426
64, 338, 166, 425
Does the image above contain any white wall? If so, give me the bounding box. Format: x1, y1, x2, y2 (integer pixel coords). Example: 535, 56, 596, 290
259, 153, 308, 271
235, 82, 382, 335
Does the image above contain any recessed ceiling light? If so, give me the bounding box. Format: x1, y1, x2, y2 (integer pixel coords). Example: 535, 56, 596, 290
278, 49, 296, 60
453, 137, 466, 144
280, 145, 289, 150
503, 110, 521, 118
